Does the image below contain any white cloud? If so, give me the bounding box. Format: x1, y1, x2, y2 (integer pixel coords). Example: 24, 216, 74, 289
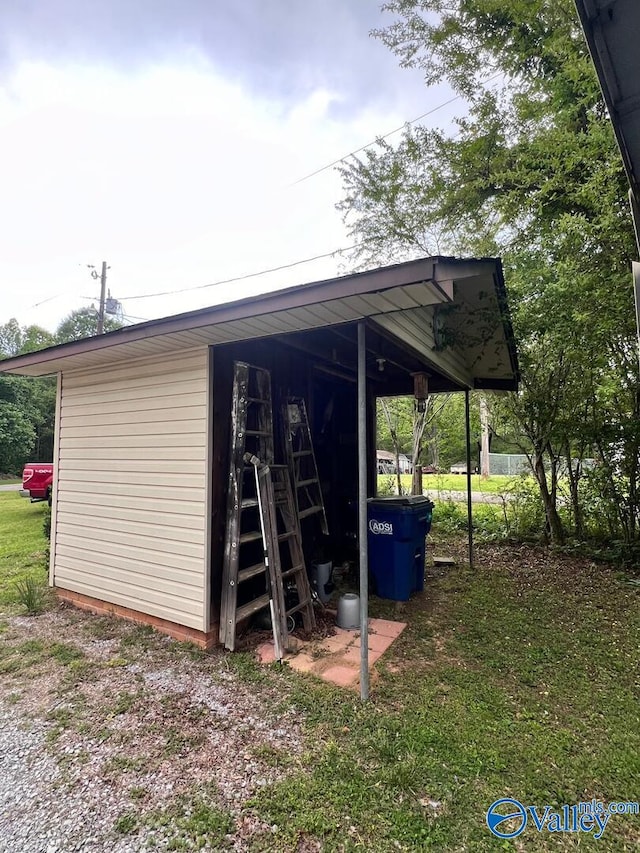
0, 52, 456, 332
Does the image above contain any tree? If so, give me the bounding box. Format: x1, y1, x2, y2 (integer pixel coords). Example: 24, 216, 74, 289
0, 320, 58, 472
0, 309, 122, 473
55, 306, 121, 343
377, 394, 451, 494
0, 320, 54, 358
339, 0, 640, 545
0, 402, 35, 474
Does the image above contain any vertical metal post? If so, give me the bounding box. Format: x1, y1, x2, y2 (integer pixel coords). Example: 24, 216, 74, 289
357, 322, 369, 700
630, 192, 640, 372
464, 389, 474, 569
633, 262, 640, 375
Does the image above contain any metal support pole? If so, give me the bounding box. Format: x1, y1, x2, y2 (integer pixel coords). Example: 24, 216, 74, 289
464, 389, 474, 569
357, 322, 369, 700
634, 262, 640, 375
629, 192, 640, 372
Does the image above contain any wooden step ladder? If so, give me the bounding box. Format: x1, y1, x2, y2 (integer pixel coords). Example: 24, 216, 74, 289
283, 398, 329, 535
220, 362, 284, 651
220, 364, 314, 652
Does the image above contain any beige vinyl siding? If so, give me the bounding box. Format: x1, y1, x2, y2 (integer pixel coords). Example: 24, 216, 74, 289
53, 348, 210, 631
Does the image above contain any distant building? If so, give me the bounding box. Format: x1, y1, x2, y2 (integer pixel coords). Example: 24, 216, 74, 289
377, 450, 412, 474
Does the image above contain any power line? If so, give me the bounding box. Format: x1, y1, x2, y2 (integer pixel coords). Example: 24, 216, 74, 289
118, 242, 365, 302
289, 73, 503, 187
289, 95, 460, 187
31, 292, 74, 308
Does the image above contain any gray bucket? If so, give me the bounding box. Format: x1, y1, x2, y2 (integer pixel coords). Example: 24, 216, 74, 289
311, 561, 333, 604
336, 593, 360, 629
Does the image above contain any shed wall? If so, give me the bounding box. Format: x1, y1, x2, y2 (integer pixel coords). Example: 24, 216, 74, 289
52, 348, 210, 631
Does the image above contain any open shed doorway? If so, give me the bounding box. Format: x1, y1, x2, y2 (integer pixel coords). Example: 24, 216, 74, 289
209, 329, 380, 626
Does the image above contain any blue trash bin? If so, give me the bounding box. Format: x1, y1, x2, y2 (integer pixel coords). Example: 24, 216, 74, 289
367, 496, 434, 601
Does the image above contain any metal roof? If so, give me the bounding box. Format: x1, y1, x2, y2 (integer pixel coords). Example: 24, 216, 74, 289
575, 0, 640, 205
0, 256, 519, 391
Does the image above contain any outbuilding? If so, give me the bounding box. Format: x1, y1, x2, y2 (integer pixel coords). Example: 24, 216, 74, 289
1, 257, 518, 652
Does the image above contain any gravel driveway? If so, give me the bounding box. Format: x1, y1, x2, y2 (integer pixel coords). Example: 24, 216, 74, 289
0, 607, 310, 852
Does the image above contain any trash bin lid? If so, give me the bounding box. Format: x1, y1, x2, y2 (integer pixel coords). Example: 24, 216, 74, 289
368, 495, 433, 507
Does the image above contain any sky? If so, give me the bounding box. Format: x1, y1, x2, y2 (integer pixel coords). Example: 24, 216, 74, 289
0, 1, 459, 332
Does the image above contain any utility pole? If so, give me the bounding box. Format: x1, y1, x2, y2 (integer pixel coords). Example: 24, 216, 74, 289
97, 261, 107, 335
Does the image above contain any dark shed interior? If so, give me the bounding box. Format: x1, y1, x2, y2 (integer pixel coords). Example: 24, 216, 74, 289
209, 324, 402, 621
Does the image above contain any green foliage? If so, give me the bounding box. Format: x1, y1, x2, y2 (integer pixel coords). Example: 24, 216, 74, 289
0, 321, 58, 473
0, 308, 126, 475
376, 474, 397, 496
502, 474, 547, 541
43, 504, 51, 540
376, 396, 413, 455
114, 812, 138, 835
0, 399, 36, 474
13, 575, 49, 615
144, 791, 232, 850
340, 0, 640, 549
55, 306, 121, 343
0, 319, 55, 358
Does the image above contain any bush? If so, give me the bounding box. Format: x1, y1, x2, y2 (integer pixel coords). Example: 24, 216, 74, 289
377, 475, 397, 497
432, 501, 508, 540
472, 504, 508, 540
502, 475, 546, 540
432, 500, 467, 534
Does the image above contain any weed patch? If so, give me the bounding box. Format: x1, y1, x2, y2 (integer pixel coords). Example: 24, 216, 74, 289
144, 789, 233, 851
13, 575, 50, 614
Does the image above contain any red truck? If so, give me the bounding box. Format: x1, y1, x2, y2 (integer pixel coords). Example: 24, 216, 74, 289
20, 463, 54, 505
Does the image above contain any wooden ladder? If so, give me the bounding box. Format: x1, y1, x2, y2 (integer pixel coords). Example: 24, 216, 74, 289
220, 362, 286, 652
283, 398, 329, 535
220, 365, 315, 652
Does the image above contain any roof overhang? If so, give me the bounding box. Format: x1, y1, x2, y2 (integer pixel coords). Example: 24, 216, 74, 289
0, 256, 519, 392
575, 0, 640, 207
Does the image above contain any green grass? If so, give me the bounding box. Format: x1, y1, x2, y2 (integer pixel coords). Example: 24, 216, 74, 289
2, 485, 638, 849
142, 788, 233, 850
248, 544, 640, 851
378, 473, 524, 495
0, 492, 48, 607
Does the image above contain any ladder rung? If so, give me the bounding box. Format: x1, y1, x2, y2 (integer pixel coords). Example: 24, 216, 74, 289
245, 429, 271, 437
240, 530, 263, 545
286, 598, 312, 617
246, 396, 270, 405
241, 498, 259, 509
281, 564, 304, 579
296, 478, 319, 488
277, 531, 295, 542
236, 594, 271, 623
238, 562, 267, 583
292, 450, 312, 458
299, 506, 323, 519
